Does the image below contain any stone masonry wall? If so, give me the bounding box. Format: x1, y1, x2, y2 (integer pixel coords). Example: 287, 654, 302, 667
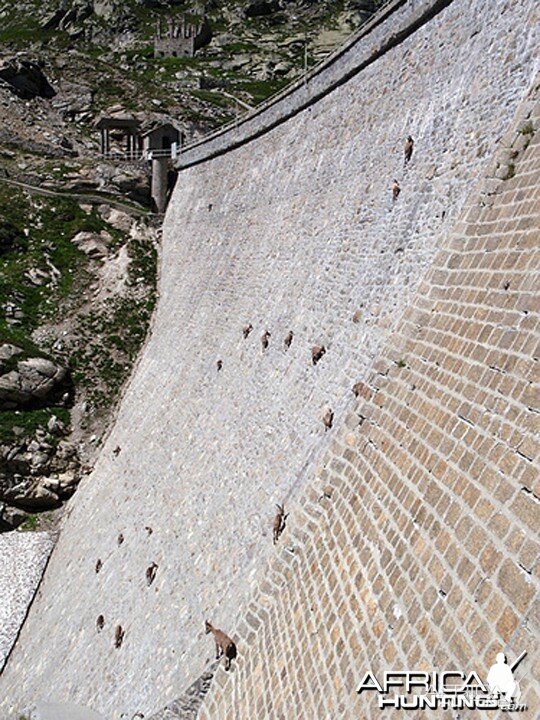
0, 1, 538, 718
198, 83, 540, 720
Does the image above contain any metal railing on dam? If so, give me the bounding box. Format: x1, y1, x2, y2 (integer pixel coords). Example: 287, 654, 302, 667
176, 0, 453, 169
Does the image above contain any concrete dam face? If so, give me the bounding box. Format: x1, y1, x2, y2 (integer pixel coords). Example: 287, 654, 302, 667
1, 0, 538, 718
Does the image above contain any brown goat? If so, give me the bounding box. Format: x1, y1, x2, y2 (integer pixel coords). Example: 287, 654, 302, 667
404, 135, 414, 164
312, 345, 326, 365
114, 625, 124, 648
242, 323, 253, 339
205, 620, 237, 670
273, 503, 287, 544
216, 359, 223, 372
323, 407, 334, 431
392, 179, 401, 202
284, 330, 294, 350
146, 562, 158, 587
113, 445, 121, 457
261, 330, 271, 350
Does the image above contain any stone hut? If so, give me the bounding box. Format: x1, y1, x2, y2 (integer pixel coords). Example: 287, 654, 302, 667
154, 17, 212, 58
142, 122, 183, 155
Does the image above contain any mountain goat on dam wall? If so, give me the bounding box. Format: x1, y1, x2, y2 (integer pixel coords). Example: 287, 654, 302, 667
273, 503, 288, 544
205, 621, 237, 670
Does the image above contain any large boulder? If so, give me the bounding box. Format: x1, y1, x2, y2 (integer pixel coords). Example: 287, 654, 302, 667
70, 230, 112, 258
0, 60, 56, 100
0, 350, 71, 410
2, 479, 61, 511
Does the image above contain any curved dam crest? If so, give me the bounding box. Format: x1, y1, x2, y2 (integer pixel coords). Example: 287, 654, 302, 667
1, 0, 538, 717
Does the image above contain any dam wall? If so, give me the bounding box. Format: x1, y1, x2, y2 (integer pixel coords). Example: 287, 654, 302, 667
0, 0, 538, 718
198, 83, 540, 720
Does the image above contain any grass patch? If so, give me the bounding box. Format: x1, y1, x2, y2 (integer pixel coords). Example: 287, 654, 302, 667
0, 407, 70, 444
236, 77, 290, 104
19, 514, 40, 532
0, 186, 112, 339
191, 89, 232, 108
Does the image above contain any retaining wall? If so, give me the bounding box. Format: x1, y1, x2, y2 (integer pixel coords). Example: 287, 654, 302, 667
0, 0, 537, 717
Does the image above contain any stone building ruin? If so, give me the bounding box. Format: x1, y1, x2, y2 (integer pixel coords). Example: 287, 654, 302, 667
154, 17, 212, 58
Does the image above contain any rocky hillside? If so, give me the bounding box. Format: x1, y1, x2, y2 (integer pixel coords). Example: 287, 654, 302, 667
0, 184, 159, 531
0, 1, 380, 154
0, 0, 381, 530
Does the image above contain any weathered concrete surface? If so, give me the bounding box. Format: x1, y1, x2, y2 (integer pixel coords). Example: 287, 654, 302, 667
0, 531, 53, 669
0, 0, 538, 718
20, 700, 106, 720
198, 89, 540, 720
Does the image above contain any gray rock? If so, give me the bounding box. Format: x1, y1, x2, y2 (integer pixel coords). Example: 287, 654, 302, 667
0, 345, 22, 364
0, 503, 29, 530
3, 479, 61, 511
30, 452, 51, 471
0, 357, 70, 410
273, 61, 293, 76
0, 532, 54, 663
70, 230, 111, 258
42, 471, 78, 498
47, 415, 65, 434
93, 0, 116, 20
99, 207, 133, 232
52, 81, 93, 120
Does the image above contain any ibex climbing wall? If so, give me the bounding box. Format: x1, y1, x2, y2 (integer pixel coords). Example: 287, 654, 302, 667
0, 1, 537, 718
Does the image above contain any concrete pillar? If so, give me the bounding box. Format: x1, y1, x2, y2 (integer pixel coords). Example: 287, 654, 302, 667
100, 128, 110, 156
151, 157, 169, 214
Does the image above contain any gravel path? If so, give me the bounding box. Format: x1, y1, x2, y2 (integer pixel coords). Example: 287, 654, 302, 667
0, 532, 54, 670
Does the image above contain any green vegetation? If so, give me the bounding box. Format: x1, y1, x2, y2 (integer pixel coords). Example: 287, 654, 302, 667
0, 185, 111, 341
236, 77, 290, 103
19, 514, 40, 532
0, 181, 156, 441
70, 235, 157, 409
0, 408, 70, 445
